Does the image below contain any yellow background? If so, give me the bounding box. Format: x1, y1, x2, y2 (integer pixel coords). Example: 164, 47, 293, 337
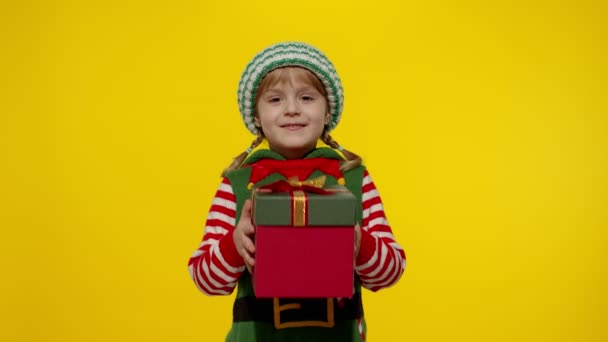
1, 0, 606, 341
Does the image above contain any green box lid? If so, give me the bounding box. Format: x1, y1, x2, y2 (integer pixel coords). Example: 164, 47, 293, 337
253, 186, 357, 226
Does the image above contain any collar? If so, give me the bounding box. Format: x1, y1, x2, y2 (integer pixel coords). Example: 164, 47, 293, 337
243, 147, 345, 186
243, 147, 344, 164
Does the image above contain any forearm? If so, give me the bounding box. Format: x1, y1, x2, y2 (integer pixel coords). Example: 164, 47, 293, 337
355, 231, 405, 291
188, 178, 245, 296
354, 171, 406, 291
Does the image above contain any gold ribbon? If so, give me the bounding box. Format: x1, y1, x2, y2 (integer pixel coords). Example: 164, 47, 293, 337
292, 190, 306, 226
287, 175, 326, 188
288, 176, 325, 227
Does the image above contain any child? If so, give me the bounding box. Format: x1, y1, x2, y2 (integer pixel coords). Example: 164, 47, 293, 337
188, 42, 406, 342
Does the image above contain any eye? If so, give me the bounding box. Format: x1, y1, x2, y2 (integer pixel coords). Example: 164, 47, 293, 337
301, 95, 315, 101
267, 96, 281, 103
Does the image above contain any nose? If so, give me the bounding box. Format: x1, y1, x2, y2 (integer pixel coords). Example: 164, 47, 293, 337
284, 97, 300, 116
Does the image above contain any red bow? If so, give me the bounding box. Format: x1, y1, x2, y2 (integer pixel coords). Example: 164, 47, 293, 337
255, 176, 331, 195
247, 158, 344, 186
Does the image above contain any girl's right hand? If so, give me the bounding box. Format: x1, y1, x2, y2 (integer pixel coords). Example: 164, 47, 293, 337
233, 199, 256, 273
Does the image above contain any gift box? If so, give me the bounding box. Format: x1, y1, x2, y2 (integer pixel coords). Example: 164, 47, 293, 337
252, 179, 356, 298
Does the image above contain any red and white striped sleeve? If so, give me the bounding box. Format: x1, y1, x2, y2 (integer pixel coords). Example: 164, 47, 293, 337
355, 170, 406, 291
188, 178, 246, 296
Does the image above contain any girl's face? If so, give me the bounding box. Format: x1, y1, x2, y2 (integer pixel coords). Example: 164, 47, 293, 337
255, 68, 329, 160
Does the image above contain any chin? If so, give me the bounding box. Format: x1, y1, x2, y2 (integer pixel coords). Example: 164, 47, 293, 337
285, 141, 316, 149
277, 142, 316, 154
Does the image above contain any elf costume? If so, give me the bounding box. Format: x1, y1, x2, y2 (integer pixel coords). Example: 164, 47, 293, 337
188, 42, 406, 342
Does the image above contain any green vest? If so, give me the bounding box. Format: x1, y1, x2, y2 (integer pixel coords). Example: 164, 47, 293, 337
224, 148, 368, 342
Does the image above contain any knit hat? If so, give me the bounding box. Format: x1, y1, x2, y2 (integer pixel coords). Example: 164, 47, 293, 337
237, 42, 344, 134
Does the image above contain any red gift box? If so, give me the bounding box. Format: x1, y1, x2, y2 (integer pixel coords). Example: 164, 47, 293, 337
252, 178, 356, 298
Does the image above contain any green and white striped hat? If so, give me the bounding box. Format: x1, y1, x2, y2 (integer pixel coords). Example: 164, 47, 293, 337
237, 42, 344, 134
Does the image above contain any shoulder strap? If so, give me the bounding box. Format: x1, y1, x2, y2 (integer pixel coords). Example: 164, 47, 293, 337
224, 167, 252, 221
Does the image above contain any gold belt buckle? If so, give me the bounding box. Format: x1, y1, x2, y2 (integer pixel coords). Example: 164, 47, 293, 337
273, 298, 335, 329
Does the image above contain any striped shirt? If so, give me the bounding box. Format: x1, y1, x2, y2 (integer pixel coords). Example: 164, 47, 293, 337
188, 170, 406, 295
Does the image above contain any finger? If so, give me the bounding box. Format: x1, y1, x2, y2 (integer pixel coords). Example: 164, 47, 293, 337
243, 236, 256, 254
243, 221, 256, 236
240, 247, 248, 260
240, 199, 253, 221
243, 250, 256, 268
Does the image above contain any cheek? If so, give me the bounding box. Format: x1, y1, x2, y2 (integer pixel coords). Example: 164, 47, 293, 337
257, 114, 277, 135
311, 116, 326, 134
258, 113, 272, 126
255, 105, 271, 125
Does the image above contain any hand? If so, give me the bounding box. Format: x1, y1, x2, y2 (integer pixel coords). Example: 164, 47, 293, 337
233, 199, 256, 273
354, 223, 361, 261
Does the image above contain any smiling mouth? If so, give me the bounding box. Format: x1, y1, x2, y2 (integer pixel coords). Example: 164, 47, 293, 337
281, 124, 307, 130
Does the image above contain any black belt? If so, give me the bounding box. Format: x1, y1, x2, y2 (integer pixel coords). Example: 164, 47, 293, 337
233, 294, 363, 328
